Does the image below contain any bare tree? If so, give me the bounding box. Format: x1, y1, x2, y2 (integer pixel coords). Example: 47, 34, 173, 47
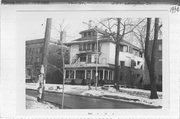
133, 18, 162, 99
94, 18, 145, 90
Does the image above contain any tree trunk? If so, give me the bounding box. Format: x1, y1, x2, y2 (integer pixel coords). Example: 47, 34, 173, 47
114, 18, 121, 90
149, 18, 159, 99
144, 18, 159, 99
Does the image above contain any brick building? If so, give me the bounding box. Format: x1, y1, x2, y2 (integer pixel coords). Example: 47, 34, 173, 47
26, 39, 44, 81
26, 39, 69, 84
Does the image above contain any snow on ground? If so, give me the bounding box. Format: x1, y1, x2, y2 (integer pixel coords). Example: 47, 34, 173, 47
26, 95, 59, 109
26, 83, 162, 107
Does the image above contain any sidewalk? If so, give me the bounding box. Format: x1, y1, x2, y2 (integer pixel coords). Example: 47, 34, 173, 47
26, 83, 162, 107
26, 95, 60, 109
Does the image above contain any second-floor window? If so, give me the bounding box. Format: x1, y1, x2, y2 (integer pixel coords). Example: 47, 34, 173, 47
123, 46, 128, 52
87, 55, 91, 63
83, 44, 86, 51
79, 43, 96, 51
80, 55, 86, 62
87, 44, 91, 50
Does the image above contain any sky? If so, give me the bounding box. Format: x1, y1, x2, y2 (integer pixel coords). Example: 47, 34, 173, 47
17, 12, 104, 42
17, 11, 166, 46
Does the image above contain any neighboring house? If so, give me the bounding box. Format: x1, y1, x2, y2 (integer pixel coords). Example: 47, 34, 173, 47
64, 28, 144, 87
26, 39, 69, 84
144, 39, 162, 87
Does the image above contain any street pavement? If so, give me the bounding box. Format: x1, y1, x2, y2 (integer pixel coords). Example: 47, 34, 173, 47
26, 89, 160, 109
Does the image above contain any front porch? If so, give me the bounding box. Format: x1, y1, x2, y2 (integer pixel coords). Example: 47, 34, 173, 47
64, 67, 114, 83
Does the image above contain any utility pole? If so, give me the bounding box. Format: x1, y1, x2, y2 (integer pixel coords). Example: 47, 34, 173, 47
95, 34, 98, 90
41, 18, 52, 100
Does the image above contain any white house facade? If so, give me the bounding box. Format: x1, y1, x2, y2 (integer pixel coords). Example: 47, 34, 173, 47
64, 28, 144, 87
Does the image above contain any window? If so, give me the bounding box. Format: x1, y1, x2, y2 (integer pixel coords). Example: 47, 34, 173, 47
92, 43, 95, 51
120, 61, 125, 67
87, 44, 91, 50
123, 46, 128, 52
76, 70, 85, 79
84, 33, 87, 37
94, 55, 99, 63
139, 52, 143, 57
83, 44, 86, 51
70, 70, 74, 78
66, 70, 70, 78
80, 55, 86, 62
133, 49, 139, 56
120, 45, 123, 52
37, 48, 40, 54
36, 57, 40, 63
86, 70, 91, 79
32, 48, 34, 54
87, 55, 91, 63
30, 57, 33, 64
158, 44, 162, 51
29, 48, 31, 55
79, 44, 83, 51
40, 47, 43, 53
88, 32, 91, 36
129, 47, 133, 53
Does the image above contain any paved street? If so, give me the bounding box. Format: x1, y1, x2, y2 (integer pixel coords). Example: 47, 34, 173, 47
26, 89, 160, 109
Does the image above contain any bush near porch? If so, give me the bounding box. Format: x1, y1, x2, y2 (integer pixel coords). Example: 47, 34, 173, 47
65, 78, 114, 86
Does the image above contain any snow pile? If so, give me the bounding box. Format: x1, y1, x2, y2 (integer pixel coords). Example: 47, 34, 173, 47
119, 87, 162, 99
26, 95, 59, 109
81, 87, 162, 107
81, 89, 104, 96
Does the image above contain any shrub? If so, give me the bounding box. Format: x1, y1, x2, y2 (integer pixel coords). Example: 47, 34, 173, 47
91, 79, 95, 86
71, 79, 76, 85
81, 79, 87, 85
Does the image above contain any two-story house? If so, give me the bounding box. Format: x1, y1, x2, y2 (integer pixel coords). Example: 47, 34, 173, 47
64, 28, 144, 87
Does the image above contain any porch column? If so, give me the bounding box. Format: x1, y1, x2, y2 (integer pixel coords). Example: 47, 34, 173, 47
74, 70, 76, 79
103, 69, 105, 80
91, 69, 93, 79
64, 70, 66, 79
112, 71, 114, 81
85, 69, 87, 79
107, 70, 109, 80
